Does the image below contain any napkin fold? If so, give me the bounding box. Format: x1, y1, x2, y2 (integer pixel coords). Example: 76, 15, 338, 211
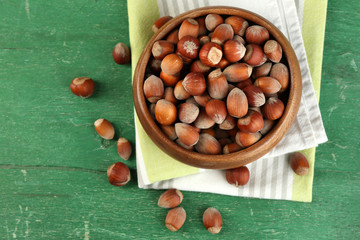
128, 0, 328, 202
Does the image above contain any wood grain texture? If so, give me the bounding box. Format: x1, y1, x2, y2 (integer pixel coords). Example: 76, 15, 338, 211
0, 0, 359, 239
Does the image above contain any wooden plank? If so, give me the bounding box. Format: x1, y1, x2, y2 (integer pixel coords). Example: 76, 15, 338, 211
0, 0, 359, 239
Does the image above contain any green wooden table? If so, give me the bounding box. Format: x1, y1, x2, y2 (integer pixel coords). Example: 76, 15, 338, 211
0, 1, 359, 239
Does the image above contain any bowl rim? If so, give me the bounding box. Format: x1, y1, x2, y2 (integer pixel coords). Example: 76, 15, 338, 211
133, 6, 302, 169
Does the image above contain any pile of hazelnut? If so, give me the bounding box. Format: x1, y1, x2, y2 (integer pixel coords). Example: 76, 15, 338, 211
145, 14, 290, 155
69, 42, 133, 187
158, 188, 223, 234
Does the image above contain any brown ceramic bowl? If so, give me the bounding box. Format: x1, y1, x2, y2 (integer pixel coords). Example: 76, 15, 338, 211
133, 6, 302, 169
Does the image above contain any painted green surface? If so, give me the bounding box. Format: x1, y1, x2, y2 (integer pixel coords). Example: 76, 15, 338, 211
0, 0, 359, 239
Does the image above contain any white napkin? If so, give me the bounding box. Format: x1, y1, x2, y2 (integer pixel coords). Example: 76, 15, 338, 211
135, 0, 327, 201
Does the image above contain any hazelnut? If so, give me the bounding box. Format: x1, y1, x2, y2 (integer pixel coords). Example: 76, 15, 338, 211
203, 207, 223, 234
182, 72, 206, 96
70, 77, 95, 98
260, 119, 275, 135
152, 16, 173, 33
242, 85, 266, 107
264, 40, 283, 63
254, 76, 282, 94
195, 133, 221, 155
226, 88, 248, 118
219, 115, 236, 130
117, 137, 132, 160
178, 102, 200, 124
160, 71, 180, 87
223, 63, 253, 82
233, 35, 246, 44
223, 39, 246, 63
148, 58, 162, 73
270, 63, 289, 92
152, 40, 175, 60
235, 131, 262, 148
194, 108, 216, 129
207, 69, 229, 99
155, 99, 177, 125
223, 143, 242, 154
166, 29, 179, 44
163, 87, 177, 104
178, 18, 199, 39
107, 162, 130, 186
165, 207, 186, 232
158, 189, 183, 208
252, 62, 273, 78
143, 75, 164, 103
190, 60, 211, 74
243, 44, 267, 66
215, 58, 230, 69
112, 42, 131, 64
289, 152, 310, 176
225, 16, 249, 36
175, 123, 200, 147
160, 125, 177, 140
199, 35, 211, 45
196, 17, 207, 36
237, 110, 264, 133
235, 78, 253, 90
174, 80, 191, 100
245, 25, 269, 45
161, 53, 183, 75
94, 118, 115, 140
262, 97, 285, 120
193, 92, 212, 107
225, 166, 250, 186
199, 42, 223, 67
205, 14, 224, 31
177, 35, 200, 59
211, 24, 234, 46
176, 139, 194, 150
205, 99, 228, 124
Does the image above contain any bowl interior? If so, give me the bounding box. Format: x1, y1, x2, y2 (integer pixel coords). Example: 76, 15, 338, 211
133, 6, 302, 169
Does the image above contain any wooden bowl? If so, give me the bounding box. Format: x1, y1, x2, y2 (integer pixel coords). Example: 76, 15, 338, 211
133, 6, 302, 169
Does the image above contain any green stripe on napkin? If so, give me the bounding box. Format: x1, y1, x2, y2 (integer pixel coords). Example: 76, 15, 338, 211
293, 0, 328, 202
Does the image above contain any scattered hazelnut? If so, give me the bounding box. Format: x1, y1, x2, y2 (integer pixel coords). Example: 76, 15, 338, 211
225, 166, 250, 186
158, 189, 184, 208
94, 118, 115, 140
117, 138, 132, 160
70, 77, 95, 98
112, 42, 131, 64
203, 207, 223, 234
107, 162, 130, 186
165, 207, 186, 232
289, 152, 309, 176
